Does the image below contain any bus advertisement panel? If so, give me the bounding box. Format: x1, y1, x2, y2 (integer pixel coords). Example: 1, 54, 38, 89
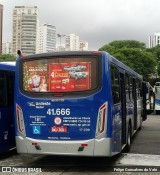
23, 60, 91, 92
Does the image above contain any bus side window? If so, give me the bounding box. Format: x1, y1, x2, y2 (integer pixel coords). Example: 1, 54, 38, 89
111, 65, 120, 104
136, 79, 139, 99
129, 76, 133, 101
125, 73, 130, 101
136, 79, 142, 99
0, 72, 7, 106
138, 80, 142, 98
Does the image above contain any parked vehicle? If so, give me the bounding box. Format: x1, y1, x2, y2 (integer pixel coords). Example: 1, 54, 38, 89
0, 62, 16, 153
15, 51, 147, 156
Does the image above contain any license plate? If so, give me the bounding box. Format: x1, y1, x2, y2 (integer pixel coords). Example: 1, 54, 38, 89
50, 126, 67, 133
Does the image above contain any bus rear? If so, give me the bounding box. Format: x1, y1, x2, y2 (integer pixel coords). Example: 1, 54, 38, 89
15, 52, 113, 156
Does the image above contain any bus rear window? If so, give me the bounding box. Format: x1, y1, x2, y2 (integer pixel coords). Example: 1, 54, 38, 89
22, 57, 98, 93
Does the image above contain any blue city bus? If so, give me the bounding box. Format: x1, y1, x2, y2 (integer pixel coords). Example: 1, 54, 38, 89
146, 82, 155, 114
15, 51, 147, 156
0, 62, 16, 153
154, 82, 160, 114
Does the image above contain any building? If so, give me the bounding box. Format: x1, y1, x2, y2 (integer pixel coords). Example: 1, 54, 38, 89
65, 34, 79, 51
2, 42, 12, 54
149, 32, 160, 48
56, 46, 65, 52
12, 6, 39, 56
0, 4, 3, 54
79, 40, 88, 51
36, 24, 56, 53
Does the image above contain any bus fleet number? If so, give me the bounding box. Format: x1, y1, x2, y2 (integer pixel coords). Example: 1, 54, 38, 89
47, 108, 70, 116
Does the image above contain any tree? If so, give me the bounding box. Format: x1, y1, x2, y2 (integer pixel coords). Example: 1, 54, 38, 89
0, 54, 16, 62
99, 40, 156, 80
147, 45, 160, 80
99, 40, 146, 51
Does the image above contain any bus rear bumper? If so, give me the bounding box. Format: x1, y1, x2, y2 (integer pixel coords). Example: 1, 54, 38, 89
16, 136, 112, 156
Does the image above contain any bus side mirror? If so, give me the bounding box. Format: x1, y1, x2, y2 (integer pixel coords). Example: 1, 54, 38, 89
0, 72, 7, 106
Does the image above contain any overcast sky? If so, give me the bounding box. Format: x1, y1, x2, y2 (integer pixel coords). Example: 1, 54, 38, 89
0, 0, 160, 50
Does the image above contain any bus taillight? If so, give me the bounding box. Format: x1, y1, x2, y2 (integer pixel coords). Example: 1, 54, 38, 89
16, 104, 26, 137
92, 51, 101, 54
96, 102, 108, 138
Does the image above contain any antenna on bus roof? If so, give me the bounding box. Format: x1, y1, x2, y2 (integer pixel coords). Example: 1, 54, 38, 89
17, 50, 22, 57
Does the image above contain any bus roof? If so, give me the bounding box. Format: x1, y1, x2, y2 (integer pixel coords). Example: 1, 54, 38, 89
18, 51, 143, 79
0, 62, 16, 71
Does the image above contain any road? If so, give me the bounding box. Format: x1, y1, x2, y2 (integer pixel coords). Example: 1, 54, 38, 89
0, 114, 160, 174
130, 114, 160, 154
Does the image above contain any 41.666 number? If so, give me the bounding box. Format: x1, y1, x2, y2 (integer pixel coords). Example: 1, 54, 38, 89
47, 108, 70, 116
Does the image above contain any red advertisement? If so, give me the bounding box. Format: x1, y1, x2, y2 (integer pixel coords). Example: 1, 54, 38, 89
23, 60, 92, 92
49, 62, 91, 92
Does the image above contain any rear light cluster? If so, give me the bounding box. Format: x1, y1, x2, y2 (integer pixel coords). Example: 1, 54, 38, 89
96, 102, 108, 138
16, 104, 26, 137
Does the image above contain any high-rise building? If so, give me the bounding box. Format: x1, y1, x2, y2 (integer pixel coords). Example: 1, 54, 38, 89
2, 42, 12, 54
12, 6, 39, 56
79, 40, 88, 51
149, 32, 160, 48
65, 34, 79, 51
36, 24, 56, 53
0, 4, 3, 54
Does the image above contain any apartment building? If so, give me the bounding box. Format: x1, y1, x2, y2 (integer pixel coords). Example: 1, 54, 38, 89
36, 24, 56, 53
65, 34, 79, 51
149, 32, 160, 48
2, 42, 12, 54
0, 4, 3, 54
12, 6, 39, 56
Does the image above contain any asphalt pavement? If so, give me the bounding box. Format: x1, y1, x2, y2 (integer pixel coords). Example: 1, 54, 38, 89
129, 114, 160, 155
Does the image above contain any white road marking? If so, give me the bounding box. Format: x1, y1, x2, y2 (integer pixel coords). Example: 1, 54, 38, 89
120, 154, 160, 166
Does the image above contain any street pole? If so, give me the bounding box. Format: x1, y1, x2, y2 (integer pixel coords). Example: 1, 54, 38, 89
57, 34, 65, 47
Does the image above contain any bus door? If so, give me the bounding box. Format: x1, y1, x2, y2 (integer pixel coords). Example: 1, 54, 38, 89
110, 65, 121, 153
120, 73, 127, 146
134, 79, 143, 129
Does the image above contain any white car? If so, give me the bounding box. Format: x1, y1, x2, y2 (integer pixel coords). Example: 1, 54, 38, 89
64, 65, 86, 72
69, 70, 88, 80
64, 66, 71, 71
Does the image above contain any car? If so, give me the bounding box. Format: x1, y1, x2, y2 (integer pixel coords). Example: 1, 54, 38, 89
76, 65, 86, 70
64, 66, 71, 71
69, 70, 88, 80
64, 65, 86, 72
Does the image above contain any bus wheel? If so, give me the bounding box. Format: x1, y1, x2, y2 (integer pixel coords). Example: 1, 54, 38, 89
125, 124, 131, 152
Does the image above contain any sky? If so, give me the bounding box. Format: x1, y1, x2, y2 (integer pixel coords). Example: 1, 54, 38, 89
0, 0, 160, 50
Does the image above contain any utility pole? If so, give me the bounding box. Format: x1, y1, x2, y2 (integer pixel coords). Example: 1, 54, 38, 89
57, 34, 65, 47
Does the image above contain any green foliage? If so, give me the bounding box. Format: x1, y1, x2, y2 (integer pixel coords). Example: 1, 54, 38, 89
99, 40, 156, 81
0, 54, 16, 62
99, 40, 146, 52
147, 45, 160, 79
